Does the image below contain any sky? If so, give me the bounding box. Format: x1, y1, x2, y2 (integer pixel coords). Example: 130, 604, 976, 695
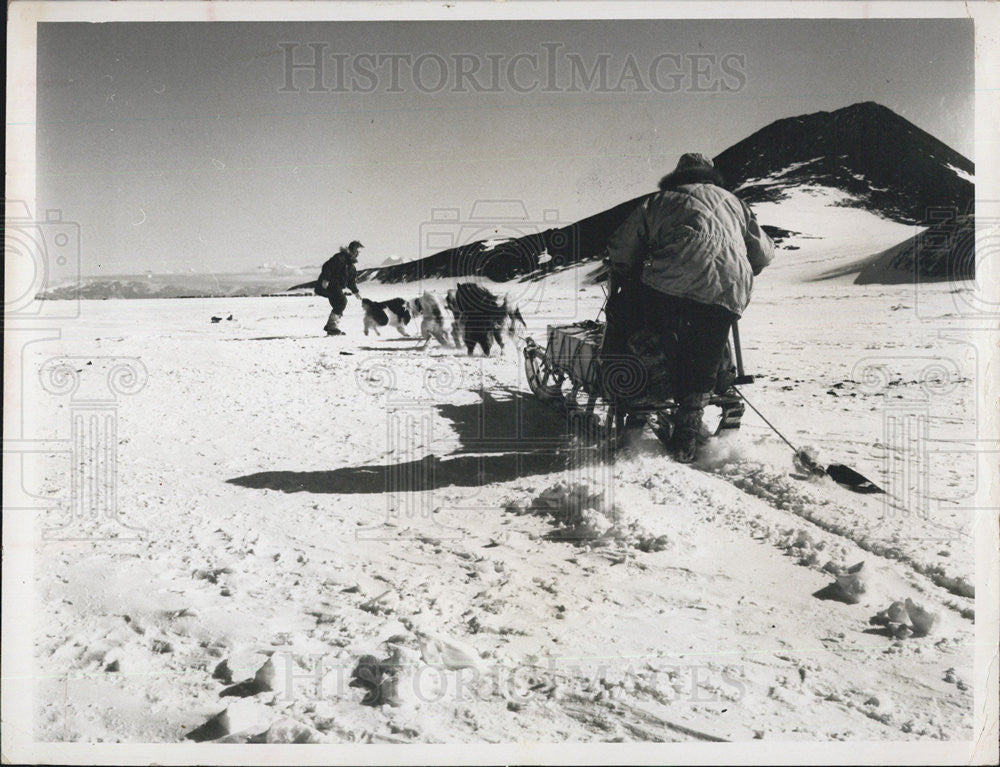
34, 19, 974, 277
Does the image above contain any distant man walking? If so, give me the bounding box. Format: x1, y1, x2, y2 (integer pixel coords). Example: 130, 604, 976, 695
605, 153, 774, 462
316, 240, 363, 335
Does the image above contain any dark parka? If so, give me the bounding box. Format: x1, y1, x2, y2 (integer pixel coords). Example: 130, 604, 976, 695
317, 247, 360, 299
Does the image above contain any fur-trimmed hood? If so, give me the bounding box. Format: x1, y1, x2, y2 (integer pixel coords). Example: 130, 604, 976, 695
658, 165, 728, 191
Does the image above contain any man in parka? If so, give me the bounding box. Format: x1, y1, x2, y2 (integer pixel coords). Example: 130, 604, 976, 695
605, 153, 774, 462
317, 240, 363, 335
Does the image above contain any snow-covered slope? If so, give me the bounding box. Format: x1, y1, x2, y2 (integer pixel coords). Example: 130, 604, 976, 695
748, 185, 918, 281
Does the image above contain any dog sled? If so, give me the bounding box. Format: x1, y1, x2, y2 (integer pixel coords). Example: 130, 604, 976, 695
522, 317, 753, 450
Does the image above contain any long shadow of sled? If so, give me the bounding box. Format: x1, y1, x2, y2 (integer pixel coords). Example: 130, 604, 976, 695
227, 388, 575, 494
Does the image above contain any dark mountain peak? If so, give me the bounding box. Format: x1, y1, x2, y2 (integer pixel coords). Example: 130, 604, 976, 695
769, 100, 891, 126
849, 99, 889, 111
713, 101, 973, 224
741, 100, 953, 150
819, 101, 959, 152
834, 100, 899, 118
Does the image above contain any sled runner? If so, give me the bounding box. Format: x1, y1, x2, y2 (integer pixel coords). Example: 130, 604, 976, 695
523, 319, 752, 450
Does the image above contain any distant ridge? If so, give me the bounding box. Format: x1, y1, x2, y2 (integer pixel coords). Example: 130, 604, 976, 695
357, 194, 648, 285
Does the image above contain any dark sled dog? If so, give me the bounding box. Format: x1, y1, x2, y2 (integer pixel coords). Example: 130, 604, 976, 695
445, 283, 527, 356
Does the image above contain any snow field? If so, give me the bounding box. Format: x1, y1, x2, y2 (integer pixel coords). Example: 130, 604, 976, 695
28, 245, 977, 742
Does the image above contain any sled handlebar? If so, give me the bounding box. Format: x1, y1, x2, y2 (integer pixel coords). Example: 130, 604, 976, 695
732, 321, 754, 385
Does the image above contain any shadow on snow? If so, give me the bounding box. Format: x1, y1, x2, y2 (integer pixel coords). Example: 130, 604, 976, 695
227, 388, 577, 494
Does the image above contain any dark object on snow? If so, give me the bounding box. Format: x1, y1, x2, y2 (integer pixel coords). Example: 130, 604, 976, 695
212, 660, 234, 685
825, 463, 884, 494
736, 388, 885, 495
349, 654, 400, 707
714, 101, 973, 227
219, 679, 266, 698
445, 282, 523, 356
185, 712, 229, 742
211, 316, 223, 323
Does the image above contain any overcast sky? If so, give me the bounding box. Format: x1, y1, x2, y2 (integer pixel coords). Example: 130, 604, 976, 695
35, 19, 974, 277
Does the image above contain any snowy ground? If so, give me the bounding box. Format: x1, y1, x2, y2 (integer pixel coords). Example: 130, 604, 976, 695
17, 202, 985, 746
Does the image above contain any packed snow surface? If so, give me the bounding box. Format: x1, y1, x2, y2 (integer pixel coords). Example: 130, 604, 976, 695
24, 205, 978, 744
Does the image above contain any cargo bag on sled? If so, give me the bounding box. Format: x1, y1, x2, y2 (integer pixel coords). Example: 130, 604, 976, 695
543, 321, 673, 406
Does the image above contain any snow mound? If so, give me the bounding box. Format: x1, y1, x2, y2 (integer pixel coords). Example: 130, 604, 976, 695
869, 598, 941, 640
505, 482, 671, 552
